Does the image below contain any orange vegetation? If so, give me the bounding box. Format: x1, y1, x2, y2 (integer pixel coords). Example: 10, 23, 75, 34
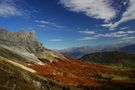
28, 56, 134, 87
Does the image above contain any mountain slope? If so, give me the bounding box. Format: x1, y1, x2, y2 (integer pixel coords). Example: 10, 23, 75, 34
0, 30, 84, 90
120, 44, 135, 53
0, 30, 135, 90
79, 51, 135, 68
29, 56, 135, 89
0, 56, 65, 90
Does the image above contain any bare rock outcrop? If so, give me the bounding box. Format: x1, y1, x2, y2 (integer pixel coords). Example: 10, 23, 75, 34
0, 29, 66, 64
0, 29, 45, 64
0, 30, 44, 53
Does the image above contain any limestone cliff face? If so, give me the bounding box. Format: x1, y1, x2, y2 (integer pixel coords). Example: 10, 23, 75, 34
0, 29, 45, 64
0, 30, 44, 53
0, 29, 66, 64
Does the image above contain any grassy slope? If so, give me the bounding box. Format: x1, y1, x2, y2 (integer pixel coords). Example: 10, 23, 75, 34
0, 56, 64, 90
29, 56, 135, 90
79, 51, 135, 68
0, 47, 135, 90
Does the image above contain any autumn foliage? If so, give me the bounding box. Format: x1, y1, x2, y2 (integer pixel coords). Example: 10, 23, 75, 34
28, 56, 135, 88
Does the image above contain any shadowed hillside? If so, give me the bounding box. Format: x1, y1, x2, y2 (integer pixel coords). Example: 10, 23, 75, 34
79, 51, 135, 68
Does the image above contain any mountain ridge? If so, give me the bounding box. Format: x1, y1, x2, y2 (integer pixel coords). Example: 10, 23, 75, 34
0, 29, 66, 64
79, 51, 135, 68
0, 29, 44, 52
56, 43, 135, 59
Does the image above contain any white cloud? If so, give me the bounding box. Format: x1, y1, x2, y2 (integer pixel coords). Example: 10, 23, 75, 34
35, 20, 47, 24
119, 36, 135, 43
96, 30, 135, 38
59, 0, 116, 22
120, 27, 129, 30
113, 0, 135, 27
101, 23, 115, 30
0, 0, 24, 17
79, 30, 135, 41
122, 36, 135, 40
103, 0, 135, 29
79, 37, 96, 41
79, 30, 95, 34
127, 30, 135, 34
35, 20, 63, 28
38, 25, 45, 28
101, 23, 128, 30
96, 33, 128, 38
59, 0, 135, 30
48, 39, 63, 42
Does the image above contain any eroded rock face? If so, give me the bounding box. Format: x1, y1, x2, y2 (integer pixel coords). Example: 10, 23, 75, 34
0, 29, 45, 64
0, 29, 66, 64
0, 30, 44, 53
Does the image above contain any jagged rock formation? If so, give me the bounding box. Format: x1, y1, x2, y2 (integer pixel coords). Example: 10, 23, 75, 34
0, 29, 44, 64
0, 29, 65, 64
0, 29, 44, 52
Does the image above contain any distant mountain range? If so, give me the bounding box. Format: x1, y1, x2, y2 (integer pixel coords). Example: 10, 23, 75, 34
120, 44, 135, 53
56, 43, 135, 59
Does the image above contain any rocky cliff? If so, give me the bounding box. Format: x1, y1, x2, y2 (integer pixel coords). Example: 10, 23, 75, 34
0, 29, 65, 64
0, 29, 44, 52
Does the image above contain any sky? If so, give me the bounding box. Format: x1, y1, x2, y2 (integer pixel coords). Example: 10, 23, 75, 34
0, 0, 135, 49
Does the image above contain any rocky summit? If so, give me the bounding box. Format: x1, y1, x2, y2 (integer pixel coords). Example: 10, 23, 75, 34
0, 29, 43, 52
0, 29, 43, 64
0, 29, 65, 64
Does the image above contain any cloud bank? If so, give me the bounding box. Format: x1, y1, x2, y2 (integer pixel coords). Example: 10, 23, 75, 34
111, 0, 135, 29
79, 30, 95, 34
35, 20, 64, 28
59, 0, 135, 29
0, 0, 24, 17
59, 0, 116, 22
79, 30, 135, 41
79, 37, 96, 41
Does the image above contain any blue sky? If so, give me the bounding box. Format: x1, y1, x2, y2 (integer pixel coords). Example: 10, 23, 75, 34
0, 0, 135, 49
